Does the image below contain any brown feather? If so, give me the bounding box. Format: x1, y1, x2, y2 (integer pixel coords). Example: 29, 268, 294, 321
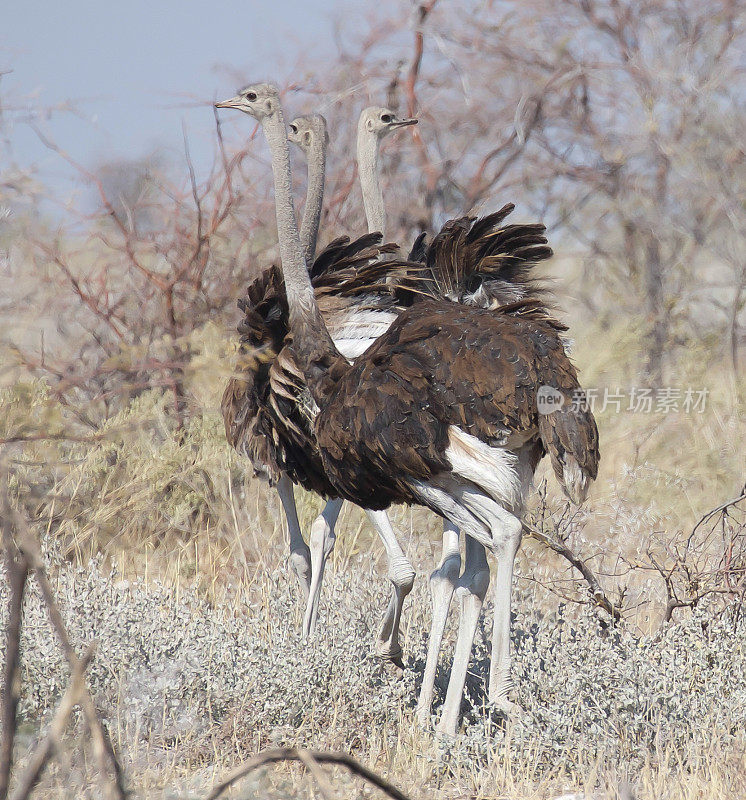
223, 211, 597, 509
314, 300, 599, 511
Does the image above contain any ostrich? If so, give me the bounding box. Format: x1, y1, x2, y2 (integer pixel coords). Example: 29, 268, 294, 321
288, 107, 421, 651
281, 106, 547, 665
222, 113, 330, 605
221, 103, 422, 659
215, 84, 599, 735
400, 210, 557, 722
355, 107, 555, 718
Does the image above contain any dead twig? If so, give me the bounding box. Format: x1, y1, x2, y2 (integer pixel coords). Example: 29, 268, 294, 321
14, 527, 126, 800
523, 520, 622, 621
688, 484, 746, 545
0, 483, 30, 800
8, 646, 95, 800
206, 747, 412, 800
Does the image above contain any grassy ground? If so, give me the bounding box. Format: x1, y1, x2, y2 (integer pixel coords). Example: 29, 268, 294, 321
2, 313, 745, 798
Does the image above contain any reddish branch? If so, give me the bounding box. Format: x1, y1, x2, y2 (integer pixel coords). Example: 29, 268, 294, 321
27, 117, 245, 428
404, 1, 440, 205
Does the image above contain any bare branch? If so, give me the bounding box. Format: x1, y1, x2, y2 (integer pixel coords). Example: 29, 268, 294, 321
16, 533, 126, 800
0, 480, 30, 800
5, 500, 127, 800
206, 748, 412, 800
8, 646, 95, 800
523, 520, 622, 621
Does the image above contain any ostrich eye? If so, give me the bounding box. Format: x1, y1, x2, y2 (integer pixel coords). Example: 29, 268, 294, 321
289, 124, 298, 134
246, 91, 257, 102
380, 113, 392, 123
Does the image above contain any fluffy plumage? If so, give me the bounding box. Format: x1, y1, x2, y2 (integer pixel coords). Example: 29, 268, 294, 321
403, 204, 554, 310
223, 207, 597, 509
314, 299, 598, 511
222, 234, 410, 495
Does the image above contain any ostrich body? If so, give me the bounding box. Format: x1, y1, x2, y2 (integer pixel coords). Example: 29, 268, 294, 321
354, 109, 555, 704
216, 84, 599, 735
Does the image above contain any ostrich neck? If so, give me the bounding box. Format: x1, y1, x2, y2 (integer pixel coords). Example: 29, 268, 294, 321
262, 110, 341, 402
299, 137, 326, 265
357, 128, 386, 237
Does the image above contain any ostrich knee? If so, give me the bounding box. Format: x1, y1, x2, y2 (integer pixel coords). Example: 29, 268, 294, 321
377, 555, 415, 663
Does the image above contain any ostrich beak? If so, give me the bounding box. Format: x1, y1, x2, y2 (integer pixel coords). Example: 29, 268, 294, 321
392, 117, 418, 128
215, 94, 244, 110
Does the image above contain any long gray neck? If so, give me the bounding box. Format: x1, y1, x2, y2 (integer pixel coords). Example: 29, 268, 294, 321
263, 110, 313, 306
299, 135, 326, 265
261, 108, 340, 400
357, 125, 385, 237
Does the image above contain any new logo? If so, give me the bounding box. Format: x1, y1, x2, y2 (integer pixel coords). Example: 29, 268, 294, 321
537, 385, 564, 415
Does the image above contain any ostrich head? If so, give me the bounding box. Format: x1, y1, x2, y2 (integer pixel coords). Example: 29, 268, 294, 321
215, 83, 280, 120
288, 114, 329, 154
355, 107, 417, 238
357, 107, 418, 140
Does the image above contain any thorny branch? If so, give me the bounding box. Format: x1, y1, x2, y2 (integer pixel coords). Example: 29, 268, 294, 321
643, 485, 746, 624
17, 118, 248, 427
523, 519, 622, 621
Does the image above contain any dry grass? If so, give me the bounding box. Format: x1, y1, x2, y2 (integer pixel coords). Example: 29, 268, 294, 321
2, 314, 745, 799
3, 536, 746, 800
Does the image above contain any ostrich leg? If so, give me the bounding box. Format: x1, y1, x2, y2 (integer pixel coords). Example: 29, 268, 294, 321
415, 520, 461, 724
436, 536, 490, 735
487, 507, 523, 710
302, 502, 422, 652
365, 510, 416, 665
276, 473, 311, 600
302, 497, 345, 637
436, 503, 523, 734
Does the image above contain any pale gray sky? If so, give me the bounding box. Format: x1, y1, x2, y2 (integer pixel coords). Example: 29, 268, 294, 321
2, 0, 372, 191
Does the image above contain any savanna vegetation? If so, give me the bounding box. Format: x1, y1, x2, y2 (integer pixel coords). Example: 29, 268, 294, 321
1, 1, 745, 798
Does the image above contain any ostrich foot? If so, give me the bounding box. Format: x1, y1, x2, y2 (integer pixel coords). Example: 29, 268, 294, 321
414, 704, 435, 729
288, 549, 312, 601
374, 640, 404, 669
488, 696, 523, 718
